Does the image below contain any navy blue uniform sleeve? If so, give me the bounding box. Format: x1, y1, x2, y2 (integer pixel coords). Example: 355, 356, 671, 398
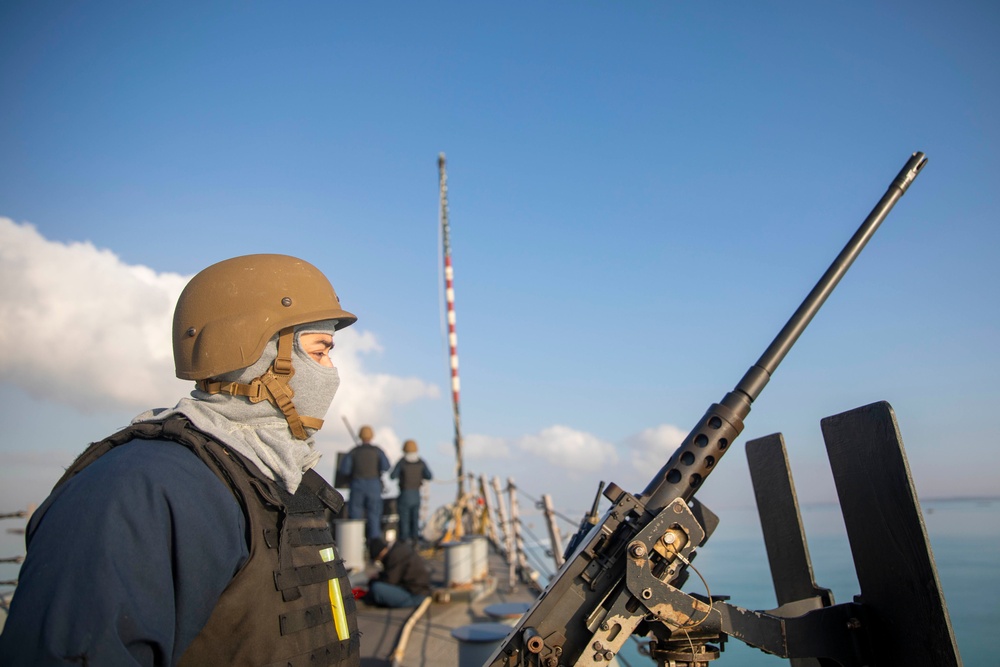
0, 439, 248, 666
422, 460, 432, 481
338, 450, 353, 476
389, 460, 401, 480
378, 449, 390, 474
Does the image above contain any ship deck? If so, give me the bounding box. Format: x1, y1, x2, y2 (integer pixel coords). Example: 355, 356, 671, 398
353, 542, 539, 667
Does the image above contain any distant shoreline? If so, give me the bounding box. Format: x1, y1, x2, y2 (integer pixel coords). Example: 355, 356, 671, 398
794, 495, 1000, 510
700, 495, 1000, 513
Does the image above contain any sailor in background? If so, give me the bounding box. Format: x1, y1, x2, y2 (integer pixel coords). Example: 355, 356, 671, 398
339, 424, 390, 540
0, 254, 361, 666
390, 439, 433, 546
364, 537, 432, 608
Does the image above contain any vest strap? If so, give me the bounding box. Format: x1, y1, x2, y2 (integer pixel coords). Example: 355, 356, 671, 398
264, 527, 335, 549
279, 603, 333, 636
263, 636, 360, 667
300, 470, 345, 514
263, 528, 279, 549
274, 561, 343, 592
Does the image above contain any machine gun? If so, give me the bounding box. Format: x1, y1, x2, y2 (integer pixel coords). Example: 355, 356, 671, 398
486, 152, 961, 666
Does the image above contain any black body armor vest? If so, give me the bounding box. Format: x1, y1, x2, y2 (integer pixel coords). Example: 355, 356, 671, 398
397, 459, 427, 491
50, 416, 361, 667
349, 443, 382, 480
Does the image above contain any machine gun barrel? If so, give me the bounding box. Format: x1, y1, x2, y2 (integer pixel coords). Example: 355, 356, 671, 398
740, 151, 927, 402
486, 152, 927, 667
640, 151, 927, 512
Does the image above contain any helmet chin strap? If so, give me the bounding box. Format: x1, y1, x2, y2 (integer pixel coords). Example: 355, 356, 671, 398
196, 327, 323, 440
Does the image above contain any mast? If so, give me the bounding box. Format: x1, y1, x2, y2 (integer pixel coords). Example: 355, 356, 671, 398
438, 153, 465, 501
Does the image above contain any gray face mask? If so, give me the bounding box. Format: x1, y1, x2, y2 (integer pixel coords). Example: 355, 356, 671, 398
288, 322, 341, 422
215, 319, 341, 430
134, 319, 342, 493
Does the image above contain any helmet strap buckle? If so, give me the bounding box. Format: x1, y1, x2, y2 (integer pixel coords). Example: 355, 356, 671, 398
272, 328, 295, 376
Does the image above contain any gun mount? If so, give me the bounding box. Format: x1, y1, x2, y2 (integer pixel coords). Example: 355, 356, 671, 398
485, 153, 961, 666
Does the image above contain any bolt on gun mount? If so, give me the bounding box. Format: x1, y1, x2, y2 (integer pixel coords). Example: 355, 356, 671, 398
486, 152, 928, 667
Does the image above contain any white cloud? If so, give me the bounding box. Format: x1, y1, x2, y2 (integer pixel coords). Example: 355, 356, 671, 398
462, 423, 627, 477
461, 433, 512, 459
462, 425, 617, 473
516, 425, 618, 473
0, 218, 190, 410
0, 218, 439, 428
622, 423, 687, 474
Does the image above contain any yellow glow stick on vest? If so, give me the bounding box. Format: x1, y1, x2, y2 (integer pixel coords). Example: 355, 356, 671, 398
319, 547, 350, 641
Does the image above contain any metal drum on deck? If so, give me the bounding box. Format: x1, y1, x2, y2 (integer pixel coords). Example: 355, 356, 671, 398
333, 519, 366, 572
462, 534, 489, 581
442, 540, 473, 586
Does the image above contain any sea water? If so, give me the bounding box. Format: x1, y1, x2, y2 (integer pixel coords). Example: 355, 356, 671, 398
2, 499, 997, 663
609, 497, 999, 666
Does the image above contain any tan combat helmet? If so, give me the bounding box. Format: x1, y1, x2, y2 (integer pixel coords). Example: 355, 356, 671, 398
173, 254, 356, 439
174, 254, 356, 379
403, 440, 418, 453
358, 425, 374, 443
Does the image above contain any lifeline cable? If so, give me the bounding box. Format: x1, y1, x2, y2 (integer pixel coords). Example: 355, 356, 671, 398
518, 488, 582, 526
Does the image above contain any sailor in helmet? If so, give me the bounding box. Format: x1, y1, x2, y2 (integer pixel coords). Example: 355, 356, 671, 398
390, 439, 433, 546
1, 254, 362, 666
338, 424, 391, 542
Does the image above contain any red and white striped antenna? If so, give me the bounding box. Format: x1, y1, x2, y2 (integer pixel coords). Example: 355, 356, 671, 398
438, 153, 465, 501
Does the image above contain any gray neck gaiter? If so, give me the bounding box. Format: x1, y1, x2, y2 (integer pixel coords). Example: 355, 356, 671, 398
135, 320, 340, 493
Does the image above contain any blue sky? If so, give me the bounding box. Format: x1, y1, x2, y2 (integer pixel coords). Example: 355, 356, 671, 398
1, 1, 998, 526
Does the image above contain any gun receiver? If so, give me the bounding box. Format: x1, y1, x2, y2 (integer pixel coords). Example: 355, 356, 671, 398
486, 152, 928, 667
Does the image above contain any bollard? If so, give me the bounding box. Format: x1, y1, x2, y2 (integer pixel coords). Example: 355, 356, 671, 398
452, 622, 512, 667
484, 602, 532, 627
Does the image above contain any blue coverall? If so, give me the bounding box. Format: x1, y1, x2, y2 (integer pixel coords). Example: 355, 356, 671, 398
0, 440, 248, 666
338, 443, 390, 540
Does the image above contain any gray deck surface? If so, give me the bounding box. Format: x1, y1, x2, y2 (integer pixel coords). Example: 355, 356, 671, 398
354, 544, 538, 667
